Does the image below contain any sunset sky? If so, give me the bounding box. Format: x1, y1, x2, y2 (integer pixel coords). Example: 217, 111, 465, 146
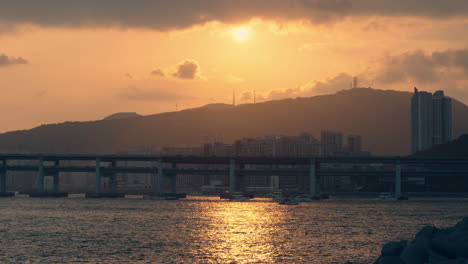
1, 0, 468, 132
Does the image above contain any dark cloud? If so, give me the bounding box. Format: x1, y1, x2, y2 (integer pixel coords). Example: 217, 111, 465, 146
376, 49, 468, 84
0, 1, 468, 31
118, 87, 194, 101
0, 53, 28, 67
432, 49, 468, 72
125, 73, 133, 79
150, 68, 165, 77
172, 60, 199, 80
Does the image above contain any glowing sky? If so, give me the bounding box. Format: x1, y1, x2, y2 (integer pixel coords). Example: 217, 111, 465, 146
1, 0, 468, 132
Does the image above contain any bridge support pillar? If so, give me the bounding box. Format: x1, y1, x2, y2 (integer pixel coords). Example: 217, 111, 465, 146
53, 160, 60, 194
145, 159, 186, 200
38, 158, 45, 193
53, 173, 60, 194
170, 163, 177, 194
29, 159, 67, 197
395, 160, 402, 198
229, 159, 236, 192
309, 158, 317, 198
158, 159, 164, 194
151, 166, 158, 195
95, 158, 102, 194
0, 169, 6, 194
86, 158, 123, 198
109, 161, 117, 194
0, 161, 13, 197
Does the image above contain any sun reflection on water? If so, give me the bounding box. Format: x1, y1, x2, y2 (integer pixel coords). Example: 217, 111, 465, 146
191, 198, 286, 263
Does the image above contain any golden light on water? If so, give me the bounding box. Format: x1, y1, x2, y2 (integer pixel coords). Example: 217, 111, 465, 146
191, 198, 285, 263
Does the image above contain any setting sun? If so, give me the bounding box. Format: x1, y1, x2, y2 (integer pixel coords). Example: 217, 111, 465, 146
232, 26, 250, 42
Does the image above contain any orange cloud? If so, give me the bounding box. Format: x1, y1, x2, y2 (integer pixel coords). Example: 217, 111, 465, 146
150, 68, 165, 77
172, 60, 200, 80
0, 53, 28, 67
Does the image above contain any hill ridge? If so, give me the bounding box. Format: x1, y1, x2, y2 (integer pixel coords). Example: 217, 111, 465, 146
0, 88, 467, 155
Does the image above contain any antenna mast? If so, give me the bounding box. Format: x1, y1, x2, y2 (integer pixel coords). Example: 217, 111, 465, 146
254, 88, 256, 104
233, 88, 235, 106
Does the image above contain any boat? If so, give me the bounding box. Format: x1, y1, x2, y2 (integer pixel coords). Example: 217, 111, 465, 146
243, 191, 255, 199
379, 192, 392, 198
220, 191, 233, 199
279, 198, 299, 205
270, 192, 286, 202
230, 194, 250, 201
144, 195, 178, 200
229, 192, 251, 201
379, 192, 397, 202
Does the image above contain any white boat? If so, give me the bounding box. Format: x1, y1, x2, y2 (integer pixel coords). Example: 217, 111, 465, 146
379, 192, 392, 198
379, 192, 397, 202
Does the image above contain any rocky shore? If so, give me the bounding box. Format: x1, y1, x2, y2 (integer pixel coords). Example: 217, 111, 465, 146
373, 217, 468, 264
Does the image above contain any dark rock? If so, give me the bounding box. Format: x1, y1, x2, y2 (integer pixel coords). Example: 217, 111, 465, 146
453, 217, 468, 232
437, 260, 458, 264
414, 226, 441, 251
452, 236, 468, 258
381, 242, 405, 256
438, 259, 468, 264
428, 249, 450, 264
431, 220, 468, 259
373, 218, 468, 264
378, 256, 405, 264
400, 242, 428, 264
374, 256, 382, 264
450, 218, 468, 258
416, 226, 441, 242
431, 232, 457, 258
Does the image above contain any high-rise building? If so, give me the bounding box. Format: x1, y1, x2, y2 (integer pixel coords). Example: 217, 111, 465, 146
321, 131, 343, 156
411, 88, 433, 153
411, 88, 452, 153
432, 91, 452, 145
347, 135, 362, 153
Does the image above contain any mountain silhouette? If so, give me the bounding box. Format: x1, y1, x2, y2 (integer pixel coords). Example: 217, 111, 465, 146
0, 88, 467, 155
103, 112, 142, 120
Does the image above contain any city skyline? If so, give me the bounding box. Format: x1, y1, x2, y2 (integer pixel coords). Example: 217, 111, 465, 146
159, 131, 369, 157
0, 87, 466, 156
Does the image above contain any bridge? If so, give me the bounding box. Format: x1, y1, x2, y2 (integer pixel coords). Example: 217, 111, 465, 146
0, 154, 467, 198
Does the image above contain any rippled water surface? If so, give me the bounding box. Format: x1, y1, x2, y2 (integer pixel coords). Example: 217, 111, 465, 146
1, 196, 468, 263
